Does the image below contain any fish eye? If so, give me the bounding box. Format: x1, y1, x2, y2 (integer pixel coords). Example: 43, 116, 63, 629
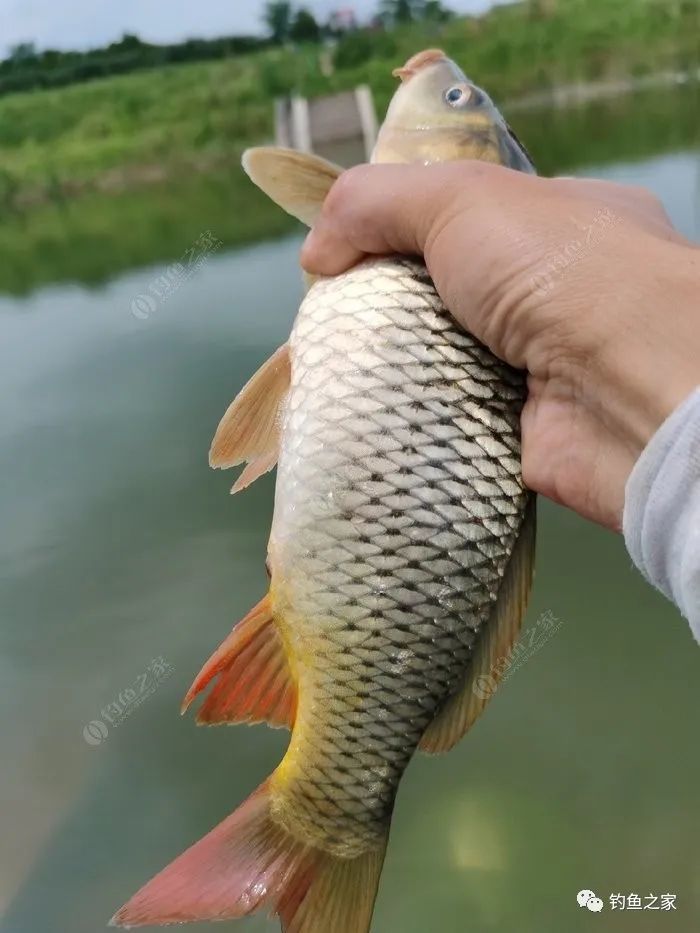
444, 85, 472, 108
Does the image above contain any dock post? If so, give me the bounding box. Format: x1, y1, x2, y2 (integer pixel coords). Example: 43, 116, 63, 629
290, 96, 312, 153
274, 98, 292, 148
355, 85, 379, 160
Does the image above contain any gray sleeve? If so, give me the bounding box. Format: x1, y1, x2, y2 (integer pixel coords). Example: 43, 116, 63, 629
623, 387, 700, 642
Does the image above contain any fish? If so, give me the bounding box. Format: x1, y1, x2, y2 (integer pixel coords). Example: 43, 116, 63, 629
112, 49, 537, 933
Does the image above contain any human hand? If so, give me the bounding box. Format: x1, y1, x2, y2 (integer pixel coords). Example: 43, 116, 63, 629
301, 162, 700, 531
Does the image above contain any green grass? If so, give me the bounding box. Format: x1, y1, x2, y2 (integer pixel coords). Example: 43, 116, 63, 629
0, 0, 699, 293
2, 0, 698, 203
0, 56, 275, 193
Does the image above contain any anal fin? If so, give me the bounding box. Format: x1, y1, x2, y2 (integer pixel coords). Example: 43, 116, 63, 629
420, 496, 537, 754
182, 594, 296, 729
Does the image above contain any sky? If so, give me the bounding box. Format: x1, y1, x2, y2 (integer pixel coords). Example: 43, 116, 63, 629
1, 0, 493, 57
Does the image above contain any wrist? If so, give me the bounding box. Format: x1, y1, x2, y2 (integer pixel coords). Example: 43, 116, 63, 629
594, 237, 700, 458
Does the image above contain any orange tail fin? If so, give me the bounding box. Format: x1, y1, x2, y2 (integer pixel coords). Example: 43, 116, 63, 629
110, 782, 388, 932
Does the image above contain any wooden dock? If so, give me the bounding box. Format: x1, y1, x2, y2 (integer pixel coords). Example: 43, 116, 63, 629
275, 86, 378, 166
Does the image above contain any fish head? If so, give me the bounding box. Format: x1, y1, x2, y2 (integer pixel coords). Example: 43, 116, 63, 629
372, 49, 535, 173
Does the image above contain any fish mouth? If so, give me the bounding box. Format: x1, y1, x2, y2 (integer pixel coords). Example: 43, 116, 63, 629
392, 48, 448, 83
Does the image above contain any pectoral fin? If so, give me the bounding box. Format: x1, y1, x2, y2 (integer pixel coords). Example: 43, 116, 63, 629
242, 147, 343, 227
420, 496, 537, 755
209, 343, 291, 493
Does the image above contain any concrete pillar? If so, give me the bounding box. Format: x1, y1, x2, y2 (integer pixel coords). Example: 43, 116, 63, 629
290, 96, 312, 153
355, 85, 379, 161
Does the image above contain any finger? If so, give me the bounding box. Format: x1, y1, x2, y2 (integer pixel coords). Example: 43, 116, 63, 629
300, 160, 505, 276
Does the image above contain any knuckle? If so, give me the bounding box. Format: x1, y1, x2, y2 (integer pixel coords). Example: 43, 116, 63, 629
630, 183, 653, 200
628, 184, 663, 211
451, 158, 497, 186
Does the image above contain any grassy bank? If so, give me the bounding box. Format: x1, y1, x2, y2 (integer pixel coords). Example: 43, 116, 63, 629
1, 0, 699, 293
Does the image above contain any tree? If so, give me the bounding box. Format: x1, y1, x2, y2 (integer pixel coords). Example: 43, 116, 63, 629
9, 42, 37, 62
423, 1, 454, 22
263, 1, 293, 44
105, 33, 145, 55
117, 33, 144, 49
380, 0, 425, 25
290, 8, 321, 43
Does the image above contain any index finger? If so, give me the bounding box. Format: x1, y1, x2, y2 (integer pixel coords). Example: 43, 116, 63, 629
300, 160, 499, 277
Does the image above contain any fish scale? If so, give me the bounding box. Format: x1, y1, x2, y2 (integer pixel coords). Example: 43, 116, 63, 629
268, 256, 527, 858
